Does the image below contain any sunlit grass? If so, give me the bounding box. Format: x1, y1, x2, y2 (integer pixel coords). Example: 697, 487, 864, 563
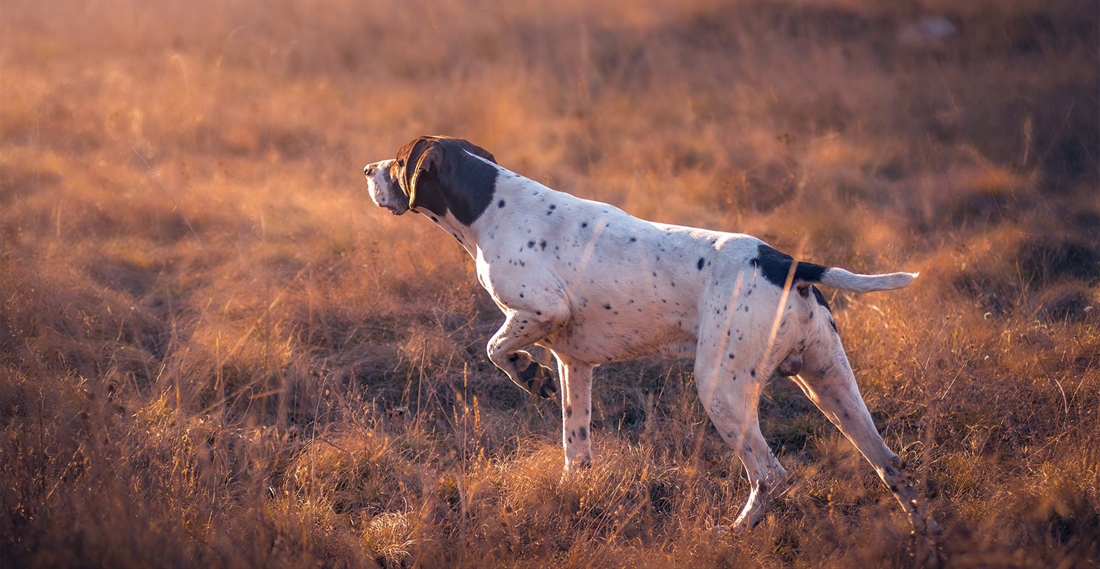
1, 1, 1097, 567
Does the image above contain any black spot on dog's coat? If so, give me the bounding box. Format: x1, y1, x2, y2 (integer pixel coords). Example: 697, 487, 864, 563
811, 286, 832, 311
697, 257, 705, 271
750, 244, 828, 288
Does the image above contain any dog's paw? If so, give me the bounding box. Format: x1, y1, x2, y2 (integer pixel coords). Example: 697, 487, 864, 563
518, 361, 557, 399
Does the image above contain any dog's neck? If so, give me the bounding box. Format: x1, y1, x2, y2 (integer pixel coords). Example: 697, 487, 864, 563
416, 163, 557, 261
416, 207, 481, 259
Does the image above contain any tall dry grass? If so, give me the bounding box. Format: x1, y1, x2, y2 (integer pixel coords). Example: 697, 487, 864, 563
1, 1, 1098, 567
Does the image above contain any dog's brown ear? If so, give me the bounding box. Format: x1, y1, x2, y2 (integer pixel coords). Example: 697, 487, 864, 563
400, 136, 500, 225
409, 139, 444, 209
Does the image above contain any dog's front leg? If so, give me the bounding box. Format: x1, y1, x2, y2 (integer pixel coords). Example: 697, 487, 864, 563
486, 311, 562, 398
554, 353, 594, 472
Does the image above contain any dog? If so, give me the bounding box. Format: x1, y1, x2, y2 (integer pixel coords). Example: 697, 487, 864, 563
363, 135, 931, 533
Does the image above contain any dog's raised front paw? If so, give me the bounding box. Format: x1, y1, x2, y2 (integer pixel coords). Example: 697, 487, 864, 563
518, 361, 556, 398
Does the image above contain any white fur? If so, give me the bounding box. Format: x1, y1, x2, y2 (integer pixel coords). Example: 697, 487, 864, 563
363, 151, 931, 533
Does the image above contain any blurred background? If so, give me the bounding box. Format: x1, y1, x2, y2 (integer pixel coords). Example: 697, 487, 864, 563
1, 1, 1097, 567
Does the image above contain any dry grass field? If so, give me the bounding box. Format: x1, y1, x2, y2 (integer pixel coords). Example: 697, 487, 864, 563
2, 1, 1098, 567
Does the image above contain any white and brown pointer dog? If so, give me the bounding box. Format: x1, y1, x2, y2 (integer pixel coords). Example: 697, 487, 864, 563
363, 136, 932, 533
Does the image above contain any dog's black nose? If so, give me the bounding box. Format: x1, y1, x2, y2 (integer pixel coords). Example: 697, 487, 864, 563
364, 164, 375, 176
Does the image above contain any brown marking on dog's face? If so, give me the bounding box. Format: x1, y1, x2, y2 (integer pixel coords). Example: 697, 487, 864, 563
389, 136, 498, 223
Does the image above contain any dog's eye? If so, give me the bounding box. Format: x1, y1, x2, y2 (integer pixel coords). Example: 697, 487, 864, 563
397, 159, 405, 167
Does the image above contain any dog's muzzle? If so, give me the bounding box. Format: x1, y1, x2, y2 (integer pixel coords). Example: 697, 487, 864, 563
364, 163, 407, 215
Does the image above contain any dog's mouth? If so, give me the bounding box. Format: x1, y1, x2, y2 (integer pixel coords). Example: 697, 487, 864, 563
383, 204, 408, 216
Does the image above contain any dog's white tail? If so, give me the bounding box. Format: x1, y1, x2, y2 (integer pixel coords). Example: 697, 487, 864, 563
818, 269, 919, 292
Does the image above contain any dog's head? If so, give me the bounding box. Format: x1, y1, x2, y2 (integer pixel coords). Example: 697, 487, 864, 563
363, 136, 497, 224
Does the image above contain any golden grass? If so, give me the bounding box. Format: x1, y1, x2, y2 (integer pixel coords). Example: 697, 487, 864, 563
1, 0, 1098, 567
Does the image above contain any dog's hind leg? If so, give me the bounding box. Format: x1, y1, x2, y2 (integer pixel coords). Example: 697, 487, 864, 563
694, 334, 788, 530
791, 331, 936, 534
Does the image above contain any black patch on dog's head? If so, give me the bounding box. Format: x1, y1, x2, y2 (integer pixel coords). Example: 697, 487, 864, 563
392, 136, 498, 225
750, 243, 828, 288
